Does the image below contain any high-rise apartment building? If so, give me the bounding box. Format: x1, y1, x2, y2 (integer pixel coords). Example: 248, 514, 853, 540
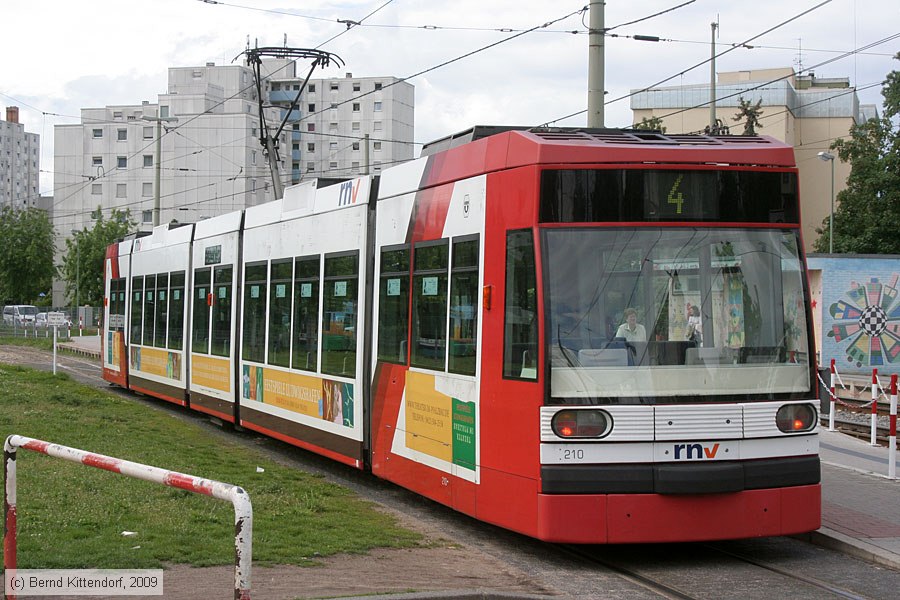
264, 60, 415, 183
52, 59, 414, 305
0, 106, 40, 210
630, 68, 877, 251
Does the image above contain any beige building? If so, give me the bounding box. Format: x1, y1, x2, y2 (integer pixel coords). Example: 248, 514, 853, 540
631, 68, 878, 251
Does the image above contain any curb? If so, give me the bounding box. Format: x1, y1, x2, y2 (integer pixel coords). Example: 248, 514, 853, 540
796, 528, 900, 571
55, 343, 101, 360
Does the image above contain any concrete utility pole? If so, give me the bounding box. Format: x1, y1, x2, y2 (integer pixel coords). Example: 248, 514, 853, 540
587, 1, 605, 128
710, 21, 718, 131
142, 115, 177, 227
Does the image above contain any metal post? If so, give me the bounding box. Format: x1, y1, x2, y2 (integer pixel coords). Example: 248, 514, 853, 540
889, 374, 897, 480
363, 134, 370, 175
709, 21, 717, 131
829, 158, 835, 253
871, 368, 879, 446
587, 1, 605, 128
52, 325, 57, 375
3, 435, 253, 600
828, 359, 836, 431
154, 118, 162, 226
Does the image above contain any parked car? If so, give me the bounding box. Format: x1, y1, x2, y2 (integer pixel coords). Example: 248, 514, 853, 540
2, 305, 39, 326
35, 312, 48, 328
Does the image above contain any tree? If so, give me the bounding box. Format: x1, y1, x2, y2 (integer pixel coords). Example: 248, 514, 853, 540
633, 116, 666, 133
733, 96, 764, 135
0, 207, 56, 304
813, 53, 900, 254
62, 208, 135, 307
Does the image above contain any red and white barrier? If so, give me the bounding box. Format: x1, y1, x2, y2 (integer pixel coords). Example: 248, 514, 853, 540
3, 435, 252, 600
828, 359, 836, 431
871, 368, 879, 446
890, 375, 898, 480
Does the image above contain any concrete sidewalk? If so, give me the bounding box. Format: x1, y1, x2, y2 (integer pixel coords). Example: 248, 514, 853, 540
810, 428, 900, 570
56, 334, 101, 359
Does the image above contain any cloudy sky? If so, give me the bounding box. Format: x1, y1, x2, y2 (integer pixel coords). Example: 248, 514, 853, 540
1, 0, 897, 195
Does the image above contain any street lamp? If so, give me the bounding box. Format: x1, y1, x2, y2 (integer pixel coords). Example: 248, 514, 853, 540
141, 114, 178, 227
818, 151, 836, 253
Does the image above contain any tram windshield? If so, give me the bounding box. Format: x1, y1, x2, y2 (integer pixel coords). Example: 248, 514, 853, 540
543, 227, 811, 404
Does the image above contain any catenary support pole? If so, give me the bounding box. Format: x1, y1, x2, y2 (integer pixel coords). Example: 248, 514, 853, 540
587, 1, 605, 127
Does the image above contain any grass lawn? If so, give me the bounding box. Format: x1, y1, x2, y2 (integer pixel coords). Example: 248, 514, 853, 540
0, 362, 422, 569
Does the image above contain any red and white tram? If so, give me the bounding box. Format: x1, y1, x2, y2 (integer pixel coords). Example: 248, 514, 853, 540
102, 127, 820, 543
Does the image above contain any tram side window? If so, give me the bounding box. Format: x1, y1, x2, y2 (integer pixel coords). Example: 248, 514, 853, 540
192, 268, 211, 355
449, 237, 479, 376
168, 271, 185, 350
130, 277, 143, 344
211, 266, 233, 357
154, 273, 168, 348
268, 259, 293, 367
411, 240, 449, 371
503, 230, 538, 380
242, 262, 268, 364
377, 246, 410, 364
321, 252, 358, 377
142, 274, 156, 347
292, 255, 320, 372
116, 279, 126, 331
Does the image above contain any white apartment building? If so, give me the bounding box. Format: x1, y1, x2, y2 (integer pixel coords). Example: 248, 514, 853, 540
0, 106, 40, 210
264, 59, 415, 183
52, 59, 414, 305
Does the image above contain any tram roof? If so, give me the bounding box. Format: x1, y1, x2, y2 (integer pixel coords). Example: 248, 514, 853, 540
384, 126, 796, 198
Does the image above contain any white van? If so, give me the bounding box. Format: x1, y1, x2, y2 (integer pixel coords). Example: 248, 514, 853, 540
2, 305, 39, 326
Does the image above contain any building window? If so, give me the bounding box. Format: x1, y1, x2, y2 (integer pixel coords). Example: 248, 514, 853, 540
374, 141, 382, 150
113, 111, 123, 119
352, 142, 360, 151
292, 143, 299, 151
329, 142, 338, 150
329, 161, 338, 169
92, 129, 103, 138
374, 101, 382, 111
251, 179, 256, 192
143, 126, 153, 139
117, 156, 127, 168
329, 122, 338, 132
116, 184, 126, 198
117, 129, 127, 141
307, 162, 315, 172
142, 210, 152, 223
330, 82, 339, 91
92, 156, 102, 166
142, 182, 152, 197
160, 106, 169, 118
373, 121, 383, 131
91, 183, 102, 195
308, 103, 315, 112
352, 161, 360, 172
353, 83, 361, 92
374, 82, 383, 90
292, 123, 300, 131
352, 122, 360, 131
192, 70, 203, 78
308, 84, 315, 93
251, 150, 257, 165
374, 161, 382, 172
307, 123, 315, 132
352, 103, 360, 112
330, 102, 338, 109
307, 143, 315, 151
143, 155, 153, 167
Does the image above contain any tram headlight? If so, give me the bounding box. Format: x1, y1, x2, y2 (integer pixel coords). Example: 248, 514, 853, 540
775, 403, 816, 433
551, 409, 613, 438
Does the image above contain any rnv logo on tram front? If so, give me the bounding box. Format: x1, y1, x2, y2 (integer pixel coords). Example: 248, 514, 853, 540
673, 443, 721, 460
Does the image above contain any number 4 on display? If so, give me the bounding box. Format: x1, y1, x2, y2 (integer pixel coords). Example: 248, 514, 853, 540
667, 174, 685, 215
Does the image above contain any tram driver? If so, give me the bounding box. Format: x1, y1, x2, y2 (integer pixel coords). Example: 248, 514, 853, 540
615, 307, 646, 342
